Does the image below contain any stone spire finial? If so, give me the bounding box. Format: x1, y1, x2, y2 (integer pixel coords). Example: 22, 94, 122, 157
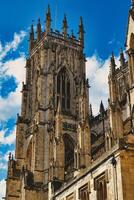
29, 23, 34, 51
100, 101, 105, 114
79, 16, 83, 28
78, 16, 84, 47
8, 152, 11, 160
45, 4, 51, 32
37, 18, 41, 42
89, 104, 93, 117
62, 14, 68, 36
119, 48, 125, 67
110, 52, 116, 75
30, 23, 34, 37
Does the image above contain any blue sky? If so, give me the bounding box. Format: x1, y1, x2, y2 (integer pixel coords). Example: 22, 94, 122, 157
0, 0, 130, 58
0, 0, 131, 198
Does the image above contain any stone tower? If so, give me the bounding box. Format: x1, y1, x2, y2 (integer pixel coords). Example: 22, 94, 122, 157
5, 6, 91, 200
5, 1, 134, 200
108, 0, 134, 142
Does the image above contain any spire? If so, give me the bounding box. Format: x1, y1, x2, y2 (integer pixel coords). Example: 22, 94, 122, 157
45, 5, 51, 32
89, 104, 93, 117
30, 23, 34, 39
119, 48, 125, 67
37, 18, 41, 42
8, 152, 11, 160
99, 101, 105, 115
29, 23, 34, 51
78, 16, 84, 47
62, 14, 68, 36
110, 52, 116, 75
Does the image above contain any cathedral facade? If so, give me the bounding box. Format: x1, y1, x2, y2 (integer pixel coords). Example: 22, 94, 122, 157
5, 1, 134, 200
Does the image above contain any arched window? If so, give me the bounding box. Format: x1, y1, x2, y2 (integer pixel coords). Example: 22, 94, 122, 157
57, 68, 70, 111
26, 140, 33, 171
63, 134, 74, 180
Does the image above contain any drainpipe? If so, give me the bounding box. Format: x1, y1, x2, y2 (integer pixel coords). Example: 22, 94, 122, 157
111, 156, 118, 200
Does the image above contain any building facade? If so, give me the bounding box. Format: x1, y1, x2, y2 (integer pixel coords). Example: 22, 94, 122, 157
5, 1, 134, 200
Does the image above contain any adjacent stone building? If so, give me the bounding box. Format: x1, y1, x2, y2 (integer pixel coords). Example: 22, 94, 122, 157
5, 1, 134, 200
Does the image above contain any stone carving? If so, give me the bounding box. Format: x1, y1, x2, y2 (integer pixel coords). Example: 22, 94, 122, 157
62, 122, 77, 132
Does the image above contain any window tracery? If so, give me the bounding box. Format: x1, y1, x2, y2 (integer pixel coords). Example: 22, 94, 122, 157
57, 68, 70, 111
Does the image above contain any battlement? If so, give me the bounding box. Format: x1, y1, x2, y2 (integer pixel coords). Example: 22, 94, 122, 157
29, 5, 84, 54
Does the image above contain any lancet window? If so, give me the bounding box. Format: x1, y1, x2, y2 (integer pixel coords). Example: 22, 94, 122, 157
57, 68, 70, 111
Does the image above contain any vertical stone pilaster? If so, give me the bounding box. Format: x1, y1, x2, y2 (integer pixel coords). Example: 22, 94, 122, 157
34, 124, 45, 183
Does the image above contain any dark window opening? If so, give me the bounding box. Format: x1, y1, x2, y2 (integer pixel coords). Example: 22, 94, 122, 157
94, 173, 107, 200
57, 68, 70, 112
63, 134, 74, 181
57, 76, 60, 94
79, 184, 90, 200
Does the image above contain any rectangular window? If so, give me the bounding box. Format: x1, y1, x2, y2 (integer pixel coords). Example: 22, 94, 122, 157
94, 172, 108, 200
79, 183, 90, 200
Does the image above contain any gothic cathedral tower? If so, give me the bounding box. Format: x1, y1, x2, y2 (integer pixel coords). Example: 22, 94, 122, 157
5, 6, 91, 200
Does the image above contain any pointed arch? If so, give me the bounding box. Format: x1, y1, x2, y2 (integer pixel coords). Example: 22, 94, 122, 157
63, 134, 74, 180
57, 67, 71, 111
25, 135, 34, 172
26, 140, 33, 171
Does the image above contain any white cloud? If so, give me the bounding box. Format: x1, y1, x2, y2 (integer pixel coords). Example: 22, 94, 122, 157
0, 33, 26, 121
86, 54, 120, 115
0, 162, 7, 170
0, 55, 26, 121
3, 56, 26, 84
0, 31, 26, 61
0, 31, 26, 200
0, 85, 22, 121
0, 42, 2, 52
0, 128, 16, 146
0, 179, 6, 199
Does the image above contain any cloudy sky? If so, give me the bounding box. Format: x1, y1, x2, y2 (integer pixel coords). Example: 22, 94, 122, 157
0, 0, 130, 198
